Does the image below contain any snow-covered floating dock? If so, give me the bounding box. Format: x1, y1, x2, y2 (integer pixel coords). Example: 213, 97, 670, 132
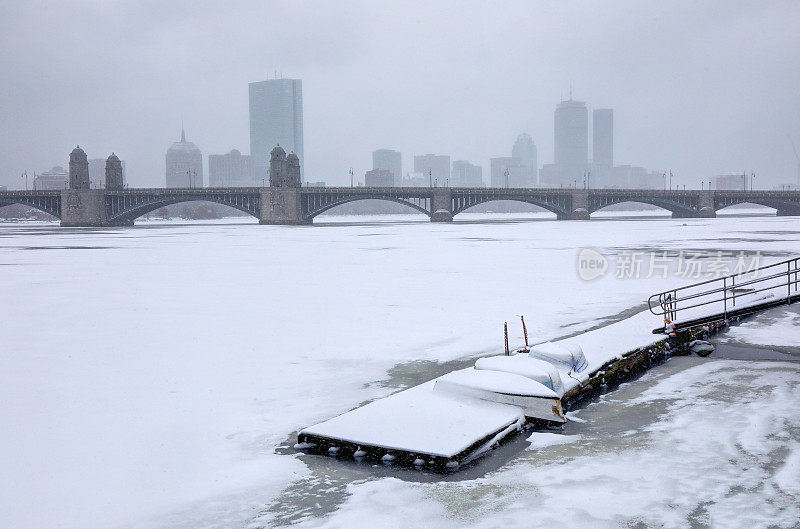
296, 309, 712, 470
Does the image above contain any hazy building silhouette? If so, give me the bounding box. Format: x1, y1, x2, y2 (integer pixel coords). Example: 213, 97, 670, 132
209, 149, 255, 187
555, 99, 588, 169
372, 149, 401, 186
69, 146, 90, 190
593, 109, 614, 168
512, 134, 538, 185
89, 157, 126, 188
105, 153, 125, 190
249, 78, 304, 182
715, 173, 748, 190
413, 154, 450, 185
365, 169, 394, 187
33, 166, 67, 190
490, 157, 530, 188
165, 129, 203, 188
451, 160, 483, 187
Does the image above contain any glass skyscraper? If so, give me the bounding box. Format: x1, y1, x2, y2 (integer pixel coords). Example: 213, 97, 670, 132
249, 78, 304, 181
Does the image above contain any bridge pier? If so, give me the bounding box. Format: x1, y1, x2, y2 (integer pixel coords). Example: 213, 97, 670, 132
259, 188, 311, 225
60, 190, 111, 227
567, 190, 590, 220
430, 189, 453, 222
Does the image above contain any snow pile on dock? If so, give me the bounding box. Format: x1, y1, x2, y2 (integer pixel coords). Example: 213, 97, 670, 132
298, 308, 669, 467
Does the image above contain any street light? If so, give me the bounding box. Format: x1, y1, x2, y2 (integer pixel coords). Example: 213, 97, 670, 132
504, 169, 509, 189
349, 168, 354, 187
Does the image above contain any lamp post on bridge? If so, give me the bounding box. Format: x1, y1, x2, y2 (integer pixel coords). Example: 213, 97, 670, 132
349, 168, 353, 188
504, 169, 509, 189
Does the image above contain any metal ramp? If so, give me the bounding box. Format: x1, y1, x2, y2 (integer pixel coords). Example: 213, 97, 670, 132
649, 257, 800, 333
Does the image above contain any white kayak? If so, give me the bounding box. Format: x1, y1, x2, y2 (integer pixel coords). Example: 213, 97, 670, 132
433, 369, 566, 423
528, 341, 589, 373
474, 354, 564, 396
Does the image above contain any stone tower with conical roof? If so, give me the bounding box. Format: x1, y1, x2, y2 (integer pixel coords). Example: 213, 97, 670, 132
69, 146, 90, 189
269, 144, 287, 187
285, 152, 301, 187
105, 153, 124, 189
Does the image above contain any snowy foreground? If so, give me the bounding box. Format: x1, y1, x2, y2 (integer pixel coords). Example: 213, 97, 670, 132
1, 212, 798, 529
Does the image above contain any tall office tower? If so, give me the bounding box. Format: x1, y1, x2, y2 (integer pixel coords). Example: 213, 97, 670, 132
451, 160, 483, 187
249, 78, 304, 181
413, 154, 450, 185
512, 133, 538, 185
554, 99, 589, 170
165, 129, 203, 188
593, 108, 614, 167
208, 149, 255, 187
89, 158, 127, 188
372, 149, 402, 186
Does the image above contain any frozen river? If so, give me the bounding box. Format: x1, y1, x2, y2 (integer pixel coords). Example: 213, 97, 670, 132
1, 211, 798, 529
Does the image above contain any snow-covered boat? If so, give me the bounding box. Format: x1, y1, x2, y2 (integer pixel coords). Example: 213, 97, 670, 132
474, 354, 564, 396
434, 369, 566, 423
528, 341, 589, 373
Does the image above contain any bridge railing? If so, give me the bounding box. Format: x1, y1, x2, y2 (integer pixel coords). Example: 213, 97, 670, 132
648, 256, 800, 323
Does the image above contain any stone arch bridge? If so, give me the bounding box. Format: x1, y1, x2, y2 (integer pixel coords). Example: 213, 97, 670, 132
2, 187, 800, 227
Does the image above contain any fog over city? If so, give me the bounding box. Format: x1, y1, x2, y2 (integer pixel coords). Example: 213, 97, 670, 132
1, 0, 799, 188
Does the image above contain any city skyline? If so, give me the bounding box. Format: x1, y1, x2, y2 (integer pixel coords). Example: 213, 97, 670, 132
1, 2, 798, 190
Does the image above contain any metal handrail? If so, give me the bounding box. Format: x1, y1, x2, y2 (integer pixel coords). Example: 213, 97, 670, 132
648, 256, 800, 321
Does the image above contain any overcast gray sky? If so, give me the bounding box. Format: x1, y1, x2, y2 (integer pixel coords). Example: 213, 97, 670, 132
1, 0, 799, 189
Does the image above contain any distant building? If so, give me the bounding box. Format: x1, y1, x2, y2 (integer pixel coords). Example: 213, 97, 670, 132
89, 158, 126, 188
451, 160, 483, 187
512, 134, 538, 185
249, 78, 304, 182
591, 165, 662, 189
166, 129, 203, 188
555, 99, 588, 168
209, 149, 255, 187
715, 173, 748, 190
593, 109, 613, 168
490, 157, 531, 188
365, 169, 394, 187
305, 181, 326, 187
413, 154, 450, 186
33, 166, 68, 190
372, 149, 402, 186
540, 99, 589, 187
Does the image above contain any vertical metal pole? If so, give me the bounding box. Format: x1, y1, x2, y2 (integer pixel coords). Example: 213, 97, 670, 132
723, 277, 727, 319
789, 261, 792, 304
732, 275, 736, 307
521, 316, 529, 347
504, 323, 509, 356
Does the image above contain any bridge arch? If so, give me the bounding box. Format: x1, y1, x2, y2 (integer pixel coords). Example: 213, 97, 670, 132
107, 194, 261, 225
589, 197, 696, 217
305, 196, 431, 220
714, 197, 800, 216
0, 197, 61, 219
451, 196, 572, 219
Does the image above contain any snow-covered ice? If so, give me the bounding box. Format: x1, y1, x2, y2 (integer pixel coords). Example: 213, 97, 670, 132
1, 212, 798, 529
